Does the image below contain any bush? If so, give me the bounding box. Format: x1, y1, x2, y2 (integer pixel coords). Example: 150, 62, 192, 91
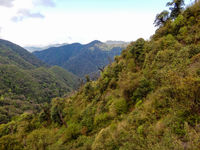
188, 44, 200, 58
80, 106, 95, 132
112, 98, 128, 115
0, 135, 22, 150
26, 128, 55, 150
94, 113, 112, 127
62, 123, 81, 142
129, 38, 146, 66
50, 98, 65, 125
131, 78, 153, 103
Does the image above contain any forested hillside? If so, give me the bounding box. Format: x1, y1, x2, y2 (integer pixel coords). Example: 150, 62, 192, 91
33, 40, 127, 77
0, 0, 200, 150
0, 39, 79, 123
0, 39, 47, 69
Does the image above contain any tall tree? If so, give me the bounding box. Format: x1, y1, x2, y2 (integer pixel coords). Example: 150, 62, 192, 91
154, 10, 169, 27
167, 0, 185, 19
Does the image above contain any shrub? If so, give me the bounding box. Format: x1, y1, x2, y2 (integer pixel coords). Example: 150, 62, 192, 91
112, 98, 128, 115
62, 123, 81, 142
129, 38, 146, 66
94, 113, 112, 127
26, 128, 55, 150
80, 106, 95, 132
131, 78, 153, 103
0, 135, 22, 150
50, 98, 65, 126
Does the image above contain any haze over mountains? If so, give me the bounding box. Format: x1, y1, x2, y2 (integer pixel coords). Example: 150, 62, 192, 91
25, 41, 129, 52
33, 40, 128, 77
25, 43, 69, 52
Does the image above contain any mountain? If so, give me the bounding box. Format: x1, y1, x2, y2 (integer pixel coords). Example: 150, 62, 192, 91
0, 39, 47, 69
33, 40, 128, 77
0, 39, 79, 123
105, 40, 129, 45
1, 1, 200, 150
25, 43, 68, 52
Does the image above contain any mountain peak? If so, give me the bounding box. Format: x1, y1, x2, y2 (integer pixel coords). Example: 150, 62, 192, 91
87, 40, 103, 45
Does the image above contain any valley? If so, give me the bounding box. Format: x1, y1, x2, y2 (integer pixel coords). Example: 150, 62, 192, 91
33, 40, 128, 77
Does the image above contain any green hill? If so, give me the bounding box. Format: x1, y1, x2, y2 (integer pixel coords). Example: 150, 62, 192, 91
0, 39, 47, 69
33, 40, 127, 77
0, 1, 200, 150
0, 39, 79, 123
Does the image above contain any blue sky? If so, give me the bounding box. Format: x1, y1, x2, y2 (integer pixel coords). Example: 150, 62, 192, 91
0, 0, 194, 47
55, 0, 192, 12
56, 0, 189, 11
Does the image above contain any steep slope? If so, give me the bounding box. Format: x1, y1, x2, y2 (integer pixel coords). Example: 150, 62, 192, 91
0, 1, 200, 150
0, 39, 79, 123
33, 40, 127, 77
0, 39, 47, 69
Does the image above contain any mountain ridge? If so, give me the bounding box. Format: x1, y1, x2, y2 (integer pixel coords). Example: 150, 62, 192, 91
0, 39, 79, 123
0, 39, 48, 69
33, 40, 128, 77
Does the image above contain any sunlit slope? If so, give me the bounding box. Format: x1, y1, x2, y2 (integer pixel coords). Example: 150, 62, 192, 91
0, 1, 200, 150
0, 39, 79, 123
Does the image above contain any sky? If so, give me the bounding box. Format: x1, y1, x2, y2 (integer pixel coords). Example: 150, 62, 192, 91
0, 0, 193, 47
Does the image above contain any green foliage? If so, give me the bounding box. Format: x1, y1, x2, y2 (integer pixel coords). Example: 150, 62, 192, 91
0, 39, 47, 69
94, 113, 112, 127
0, 40, 79, 123
1, 1, 200, 150
34, 41, 126, 77
80, 106, 95, 132
112, 98, 128, 115
131, 78, 153, 103
50, 98, 65, 125
154, 10, 169, 27
62, 123, 81, 143
84, 82, 96, 101
26, 128, 55, 150
129, 38, 146, 66
0, 135, 22, 150
166, 0, 185, 19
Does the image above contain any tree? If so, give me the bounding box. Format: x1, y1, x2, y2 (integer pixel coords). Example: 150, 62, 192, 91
154, 10, 170, 27
50, 98, 67, 127
166, 0, 185, 19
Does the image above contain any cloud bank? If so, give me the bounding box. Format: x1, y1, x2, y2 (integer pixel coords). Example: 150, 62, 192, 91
33, 0, 55, 7
11, 9, 45, 22
0, 0, 14, 7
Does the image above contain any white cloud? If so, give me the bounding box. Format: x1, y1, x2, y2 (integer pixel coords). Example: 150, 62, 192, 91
33, 0, 55, 7
0, 0, 14, 7
11, 9, 44, 22
1, 11, 156, 46
0, 0, 158, 46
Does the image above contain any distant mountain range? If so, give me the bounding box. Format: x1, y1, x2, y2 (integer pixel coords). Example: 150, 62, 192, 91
0, 39, 78, 123
105, 40, 129, 45
25, 43, 68, 52
33, 40, 128, 77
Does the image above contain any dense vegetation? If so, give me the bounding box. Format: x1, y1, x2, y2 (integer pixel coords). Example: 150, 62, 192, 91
33, 40, 127, 77
0, 39, 79, 123
1, 1, 200, 149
